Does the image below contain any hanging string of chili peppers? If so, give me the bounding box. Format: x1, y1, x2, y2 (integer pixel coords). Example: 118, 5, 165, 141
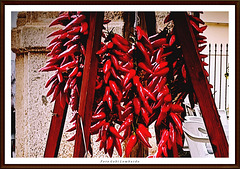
41, 11, 209, 158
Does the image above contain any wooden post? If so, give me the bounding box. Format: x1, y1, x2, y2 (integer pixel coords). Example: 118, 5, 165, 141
44, 95, 68, 157
171, 12, 228, 157
73, 12, 104, 157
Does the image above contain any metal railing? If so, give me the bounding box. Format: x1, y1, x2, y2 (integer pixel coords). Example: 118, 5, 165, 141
206, 43, 229, 110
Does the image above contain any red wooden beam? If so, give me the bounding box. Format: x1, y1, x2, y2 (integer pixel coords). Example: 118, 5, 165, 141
44, 94, 68, 157
171, 12, 228, 157
73, 12, 104, 157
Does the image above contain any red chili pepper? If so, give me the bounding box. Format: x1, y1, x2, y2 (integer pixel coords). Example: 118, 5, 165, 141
123, 82, 132, 96
175, 128, 183, 147
151, 38, 167, 49
190, 20, 203, 33
70, 112, 77, 123
118, 66, 130, 74
99, 139, 105, 151
169, 34, 176, 46
162, 144, 168, 157
106, 136, 114, 150
109, 126, 123, 139
80, 43, 86, 56
122, 106, 133, 119
138, 123, 152, 138
64, 35, 81, 47
112, 37, 130, 53
171, 104, 184, 113
63, 14, 86, 31
155, 47, 164, 63
101, 122, 110, 142
170, 112, 183, 135
118, 117, 132, 132
90, 120, 106, 135
189, 14, 205, 24
197, 40, 207, 45
160, 51, 173, 59
58, 60, 78, 72
153, 67, 169, 76
110, 67, 122, 83
51, 83, 61, 102
39, 65, 58, 72
69, 66, 79, 78
169, 122, 176, 144
49, 15, 70, 27
133, 97, 141, 116
138, 62, 153, 74
122, 69, 136, 87
103, 19, 111, 24
58, 44, 79, 59
80, 21, 88, 33
109, 54, 119, 70
125, 100, 133, 109
45, 73, 58, 88
152, 96, 164, 110
67, 26, 81, 35
96, 44, 108, 55
172, 141, 179, 157
156, 104, 170, 127
114, 137, 122, 157
66, 123, 76, 132
147, 76, 159, 91
46, 41, 58, 50
104, 71, 111, 84
108, 80, 120, 100
163, 94, 172, 103
107, 95, 113, 111
95, 128, 102, 142
136, 128, 152, 148
107, 143, 114, 157
141, 107, 149, 125
135, 26, 143, 40
122, 61, 134, 70
125, 134, 137, 157
122, 126, 131, 142
93, 101, 104, 114
92, 112, 106, 121
114, 34, 129, 46
143, 87, 156, 102
154, 62, 168, 73
133, 75, 140, 87
47, 29, 66, 38
69, 78, 77, 89
67, 134, 76, 142
196, 34, 207, 40
156, 129, 169, 157
142, 98, 153, 114
136, 41, 151, 66
95, 79, 103, 90
181, 64, 187, 82
204, 69, 209, 77
199, 54, 208, 59
103, 59, 111, 74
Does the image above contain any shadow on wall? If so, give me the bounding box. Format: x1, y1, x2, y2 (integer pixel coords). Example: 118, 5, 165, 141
11, 11, 18, 158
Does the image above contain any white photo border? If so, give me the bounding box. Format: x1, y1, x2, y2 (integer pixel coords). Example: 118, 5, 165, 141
5, 4, 236, 165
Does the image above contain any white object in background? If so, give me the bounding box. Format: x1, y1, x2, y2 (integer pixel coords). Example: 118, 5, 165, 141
182, 120, 215, 158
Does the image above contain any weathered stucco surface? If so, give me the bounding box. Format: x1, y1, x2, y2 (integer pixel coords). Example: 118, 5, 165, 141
12, 11, 168, 158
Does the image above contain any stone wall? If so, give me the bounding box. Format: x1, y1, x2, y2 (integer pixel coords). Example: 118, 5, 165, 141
12, 11, 168, 158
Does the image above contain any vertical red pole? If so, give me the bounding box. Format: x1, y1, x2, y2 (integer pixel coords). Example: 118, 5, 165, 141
171, 12, 228, 157
44, 95, 68, 157
73, 12, 104, 157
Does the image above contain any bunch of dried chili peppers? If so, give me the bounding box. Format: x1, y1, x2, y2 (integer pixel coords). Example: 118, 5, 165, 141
41, 11, 208, 158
